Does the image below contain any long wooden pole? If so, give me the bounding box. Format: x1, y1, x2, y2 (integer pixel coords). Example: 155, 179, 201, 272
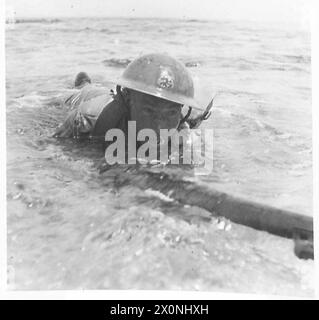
129, 170, 313, 237
100, 167, 314, 259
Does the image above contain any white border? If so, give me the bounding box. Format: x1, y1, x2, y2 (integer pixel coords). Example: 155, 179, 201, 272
1, 0, 8, 301
311, 0, 319, 300
0, 0, 318, 300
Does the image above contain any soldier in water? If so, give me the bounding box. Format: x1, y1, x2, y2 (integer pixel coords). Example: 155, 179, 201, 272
54, 53, 213, 163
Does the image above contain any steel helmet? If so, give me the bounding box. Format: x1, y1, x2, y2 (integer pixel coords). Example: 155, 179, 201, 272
115, 53, 201, 110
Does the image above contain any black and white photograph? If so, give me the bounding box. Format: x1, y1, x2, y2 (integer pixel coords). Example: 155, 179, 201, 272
2, 0, 318, 299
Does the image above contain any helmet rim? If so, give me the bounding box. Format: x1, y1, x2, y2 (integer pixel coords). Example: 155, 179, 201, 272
113, 77, 202, 110
108, 53, 203, 111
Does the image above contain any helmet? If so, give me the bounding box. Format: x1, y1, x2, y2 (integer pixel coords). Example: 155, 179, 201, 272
114, 53, 201, 110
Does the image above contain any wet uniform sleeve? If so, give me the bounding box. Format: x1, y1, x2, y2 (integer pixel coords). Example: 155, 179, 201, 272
53, 107, 99, 138
42, 91, 75, 108
63, 91, 82, 108
53, 86, 111, 138
53, 109, 78, 138
53, 92, 128, 139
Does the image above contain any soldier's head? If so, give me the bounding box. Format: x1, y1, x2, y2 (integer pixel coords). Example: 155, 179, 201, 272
116, 53, 199, 136
126, 90, 182, 135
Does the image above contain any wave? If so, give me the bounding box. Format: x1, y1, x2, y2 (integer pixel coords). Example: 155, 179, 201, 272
99, 28, 120, 34
282, 54, 311, 64
102, 58, 132, 68
219, 57, 310, 73
48, 27, 121, 34
185, 61, 201, 68
261, 52, 311, 65
184, 19, 206, 23
216, 103, 308, 148
269, 65, 310, 74
102, 58, 202, 68
6, 18, 61, 24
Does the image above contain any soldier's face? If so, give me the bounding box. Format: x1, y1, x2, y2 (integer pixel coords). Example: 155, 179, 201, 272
129, 90, 182, 137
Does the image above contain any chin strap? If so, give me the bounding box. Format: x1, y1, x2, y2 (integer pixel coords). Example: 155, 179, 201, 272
117, 85, 131, 112
179, 106, 193, 126
179, 94, 217, 129
110, 87, 215, 129
202, 97, 215, 120
187, 95, 216, 129
110, 85, 131, 114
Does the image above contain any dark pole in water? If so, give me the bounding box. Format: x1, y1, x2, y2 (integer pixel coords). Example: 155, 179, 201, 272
130, 170, 314, 259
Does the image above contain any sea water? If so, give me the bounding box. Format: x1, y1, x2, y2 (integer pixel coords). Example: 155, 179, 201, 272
6, 18, 313, 295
